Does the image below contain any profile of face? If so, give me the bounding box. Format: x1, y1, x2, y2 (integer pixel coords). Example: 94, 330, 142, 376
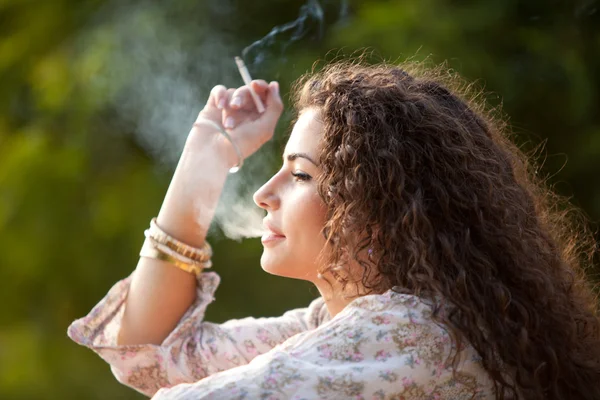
253, 108, 328, 283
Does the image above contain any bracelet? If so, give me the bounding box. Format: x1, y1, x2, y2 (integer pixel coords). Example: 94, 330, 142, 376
147, 218, 212, 264
140, 218, 213, 277
140, 238, 204, 277
193, 118, 244, 173
145, 234, 212, 268
147, 234, 212, 268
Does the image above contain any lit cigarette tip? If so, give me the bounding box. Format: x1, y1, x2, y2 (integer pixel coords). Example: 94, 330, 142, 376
234, 56, 265, 114
234, 56, 245, 69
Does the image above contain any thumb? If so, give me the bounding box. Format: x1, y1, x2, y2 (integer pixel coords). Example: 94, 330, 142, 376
264, 81, 283, 117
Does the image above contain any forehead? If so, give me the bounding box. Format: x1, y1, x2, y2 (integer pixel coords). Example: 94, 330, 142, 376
284, 108, 322, 156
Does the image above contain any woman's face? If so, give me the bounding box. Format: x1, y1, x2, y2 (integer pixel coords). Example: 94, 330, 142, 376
253, 108, 327, 281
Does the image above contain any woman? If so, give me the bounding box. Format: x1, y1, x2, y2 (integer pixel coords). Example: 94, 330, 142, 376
68, 60, 600, 399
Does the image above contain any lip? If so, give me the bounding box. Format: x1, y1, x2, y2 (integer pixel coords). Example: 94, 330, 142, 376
261, 233, 286, 245
262, 220, 285, 245
263, 220, 285, 237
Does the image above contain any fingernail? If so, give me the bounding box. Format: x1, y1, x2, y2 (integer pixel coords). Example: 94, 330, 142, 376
273, 82, 280, 95
224, 116, 235, 129
218, 98, 226, 109
231, 97, 242, 108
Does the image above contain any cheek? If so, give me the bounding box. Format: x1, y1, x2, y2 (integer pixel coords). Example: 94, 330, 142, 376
260, 188, 327, 279
287, 191, 327, 247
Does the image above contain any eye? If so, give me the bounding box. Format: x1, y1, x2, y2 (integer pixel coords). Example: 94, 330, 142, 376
291, 171, 312, 182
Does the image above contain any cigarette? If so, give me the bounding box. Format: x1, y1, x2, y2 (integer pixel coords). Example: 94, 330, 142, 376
235, 56, 266, 114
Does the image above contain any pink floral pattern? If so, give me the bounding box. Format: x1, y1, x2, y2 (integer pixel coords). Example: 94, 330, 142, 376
68, 271, 495, 399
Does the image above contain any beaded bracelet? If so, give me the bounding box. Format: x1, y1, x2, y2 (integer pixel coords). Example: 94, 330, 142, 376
139, 238, 205, 277
139, 218, 213, 277
147, 218, 212, 264
145, 235, 212, 269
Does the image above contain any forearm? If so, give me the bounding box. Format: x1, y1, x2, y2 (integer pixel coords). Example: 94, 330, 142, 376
115, 79, 281, 346
118, 128, 235, 346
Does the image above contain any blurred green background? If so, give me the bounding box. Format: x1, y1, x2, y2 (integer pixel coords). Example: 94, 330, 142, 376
0, 0, 598, 398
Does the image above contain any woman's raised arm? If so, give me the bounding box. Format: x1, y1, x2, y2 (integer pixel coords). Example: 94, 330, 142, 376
116, 80, 283, 346
68, 81, 305, 397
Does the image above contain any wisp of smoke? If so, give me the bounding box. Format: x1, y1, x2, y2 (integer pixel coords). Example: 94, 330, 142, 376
80, 0, 348, 240
242, 0, 324, 68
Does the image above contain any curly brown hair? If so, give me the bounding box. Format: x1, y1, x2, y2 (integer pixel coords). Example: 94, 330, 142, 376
291, 58, 600, 399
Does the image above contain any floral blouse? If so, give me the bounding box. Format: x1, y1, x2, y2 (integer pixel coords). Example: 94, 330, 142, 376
68, 271, 495, 399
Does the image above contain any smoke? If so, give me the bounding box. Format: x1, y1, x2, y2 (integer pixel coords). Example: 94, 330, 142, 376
79, 0, 348, 240
83, 3, 239, 166
241, 0, 350, 70
242, 0, 324, 68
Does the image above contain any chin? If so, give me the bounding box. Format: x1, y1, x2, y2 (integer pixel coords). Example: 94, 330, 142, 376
260, 252, 304, 280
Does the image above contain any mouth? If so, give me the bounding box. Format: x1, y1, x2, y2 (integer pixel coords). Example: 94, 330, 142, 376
262, 220, 285, 245
261, 232, 286, 245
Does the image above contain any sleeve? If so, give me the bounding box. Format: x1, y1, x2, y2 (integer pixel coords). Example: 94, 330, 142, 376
148, 293, 494, 400
67, 271, 328, 397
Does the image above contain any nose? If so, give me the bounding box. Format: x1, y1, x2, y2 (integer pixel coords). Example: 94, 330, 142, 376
253, 175, 281, 211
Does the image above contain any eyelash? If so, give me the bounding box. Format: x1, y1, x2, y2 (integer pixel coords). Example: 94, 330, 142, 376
291, 171, 312, 182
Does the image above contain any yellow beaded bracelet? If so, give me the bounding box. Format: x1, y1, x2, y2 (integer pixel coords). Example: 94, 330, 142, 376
139, 218, 213, 277
147, 218, 212, 264
139, 238, 204, 277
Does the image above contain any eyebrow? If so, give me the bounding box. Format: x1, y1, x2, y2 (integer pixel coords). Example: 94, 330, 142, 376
286, 152, 318, 166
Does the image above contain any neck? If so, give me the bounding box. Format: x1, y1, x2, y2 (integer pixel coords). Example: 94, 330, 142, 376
313, 277, 363, 319
321, 292, 353, 319
311, 257, 387, 318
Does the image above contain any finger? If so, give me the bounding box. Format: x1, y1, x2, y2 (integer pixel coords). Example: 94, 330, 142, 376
223, 88, 236, 107
210, 85, 228, 109
229, 86, 252, 110
264, 81, 283, 117
250, 80, 270, 104
229, 80, 270, 112
250, 79, 269, 94
222, 88, 237, 129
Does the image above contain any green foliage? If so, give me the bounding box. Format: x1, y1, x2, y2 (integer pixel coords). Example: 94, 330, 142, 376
0, 0, 598, 398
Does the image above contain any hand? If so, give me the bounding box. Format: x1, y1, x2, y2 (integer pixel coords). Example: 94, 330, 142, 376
192, 80, 283, 163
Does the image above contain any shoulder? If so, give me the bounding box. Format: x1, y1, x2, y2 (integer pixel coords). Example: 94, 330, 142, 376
346, 288, 435, 318
279, 290, 450, 365
275, 290, 494, 398
331, 289, 444, 339
305, 296, 331, 329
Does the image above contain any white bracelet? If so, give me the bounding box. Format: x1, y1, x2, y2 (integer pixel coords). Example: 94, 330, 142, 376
193, 118, 244, 173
